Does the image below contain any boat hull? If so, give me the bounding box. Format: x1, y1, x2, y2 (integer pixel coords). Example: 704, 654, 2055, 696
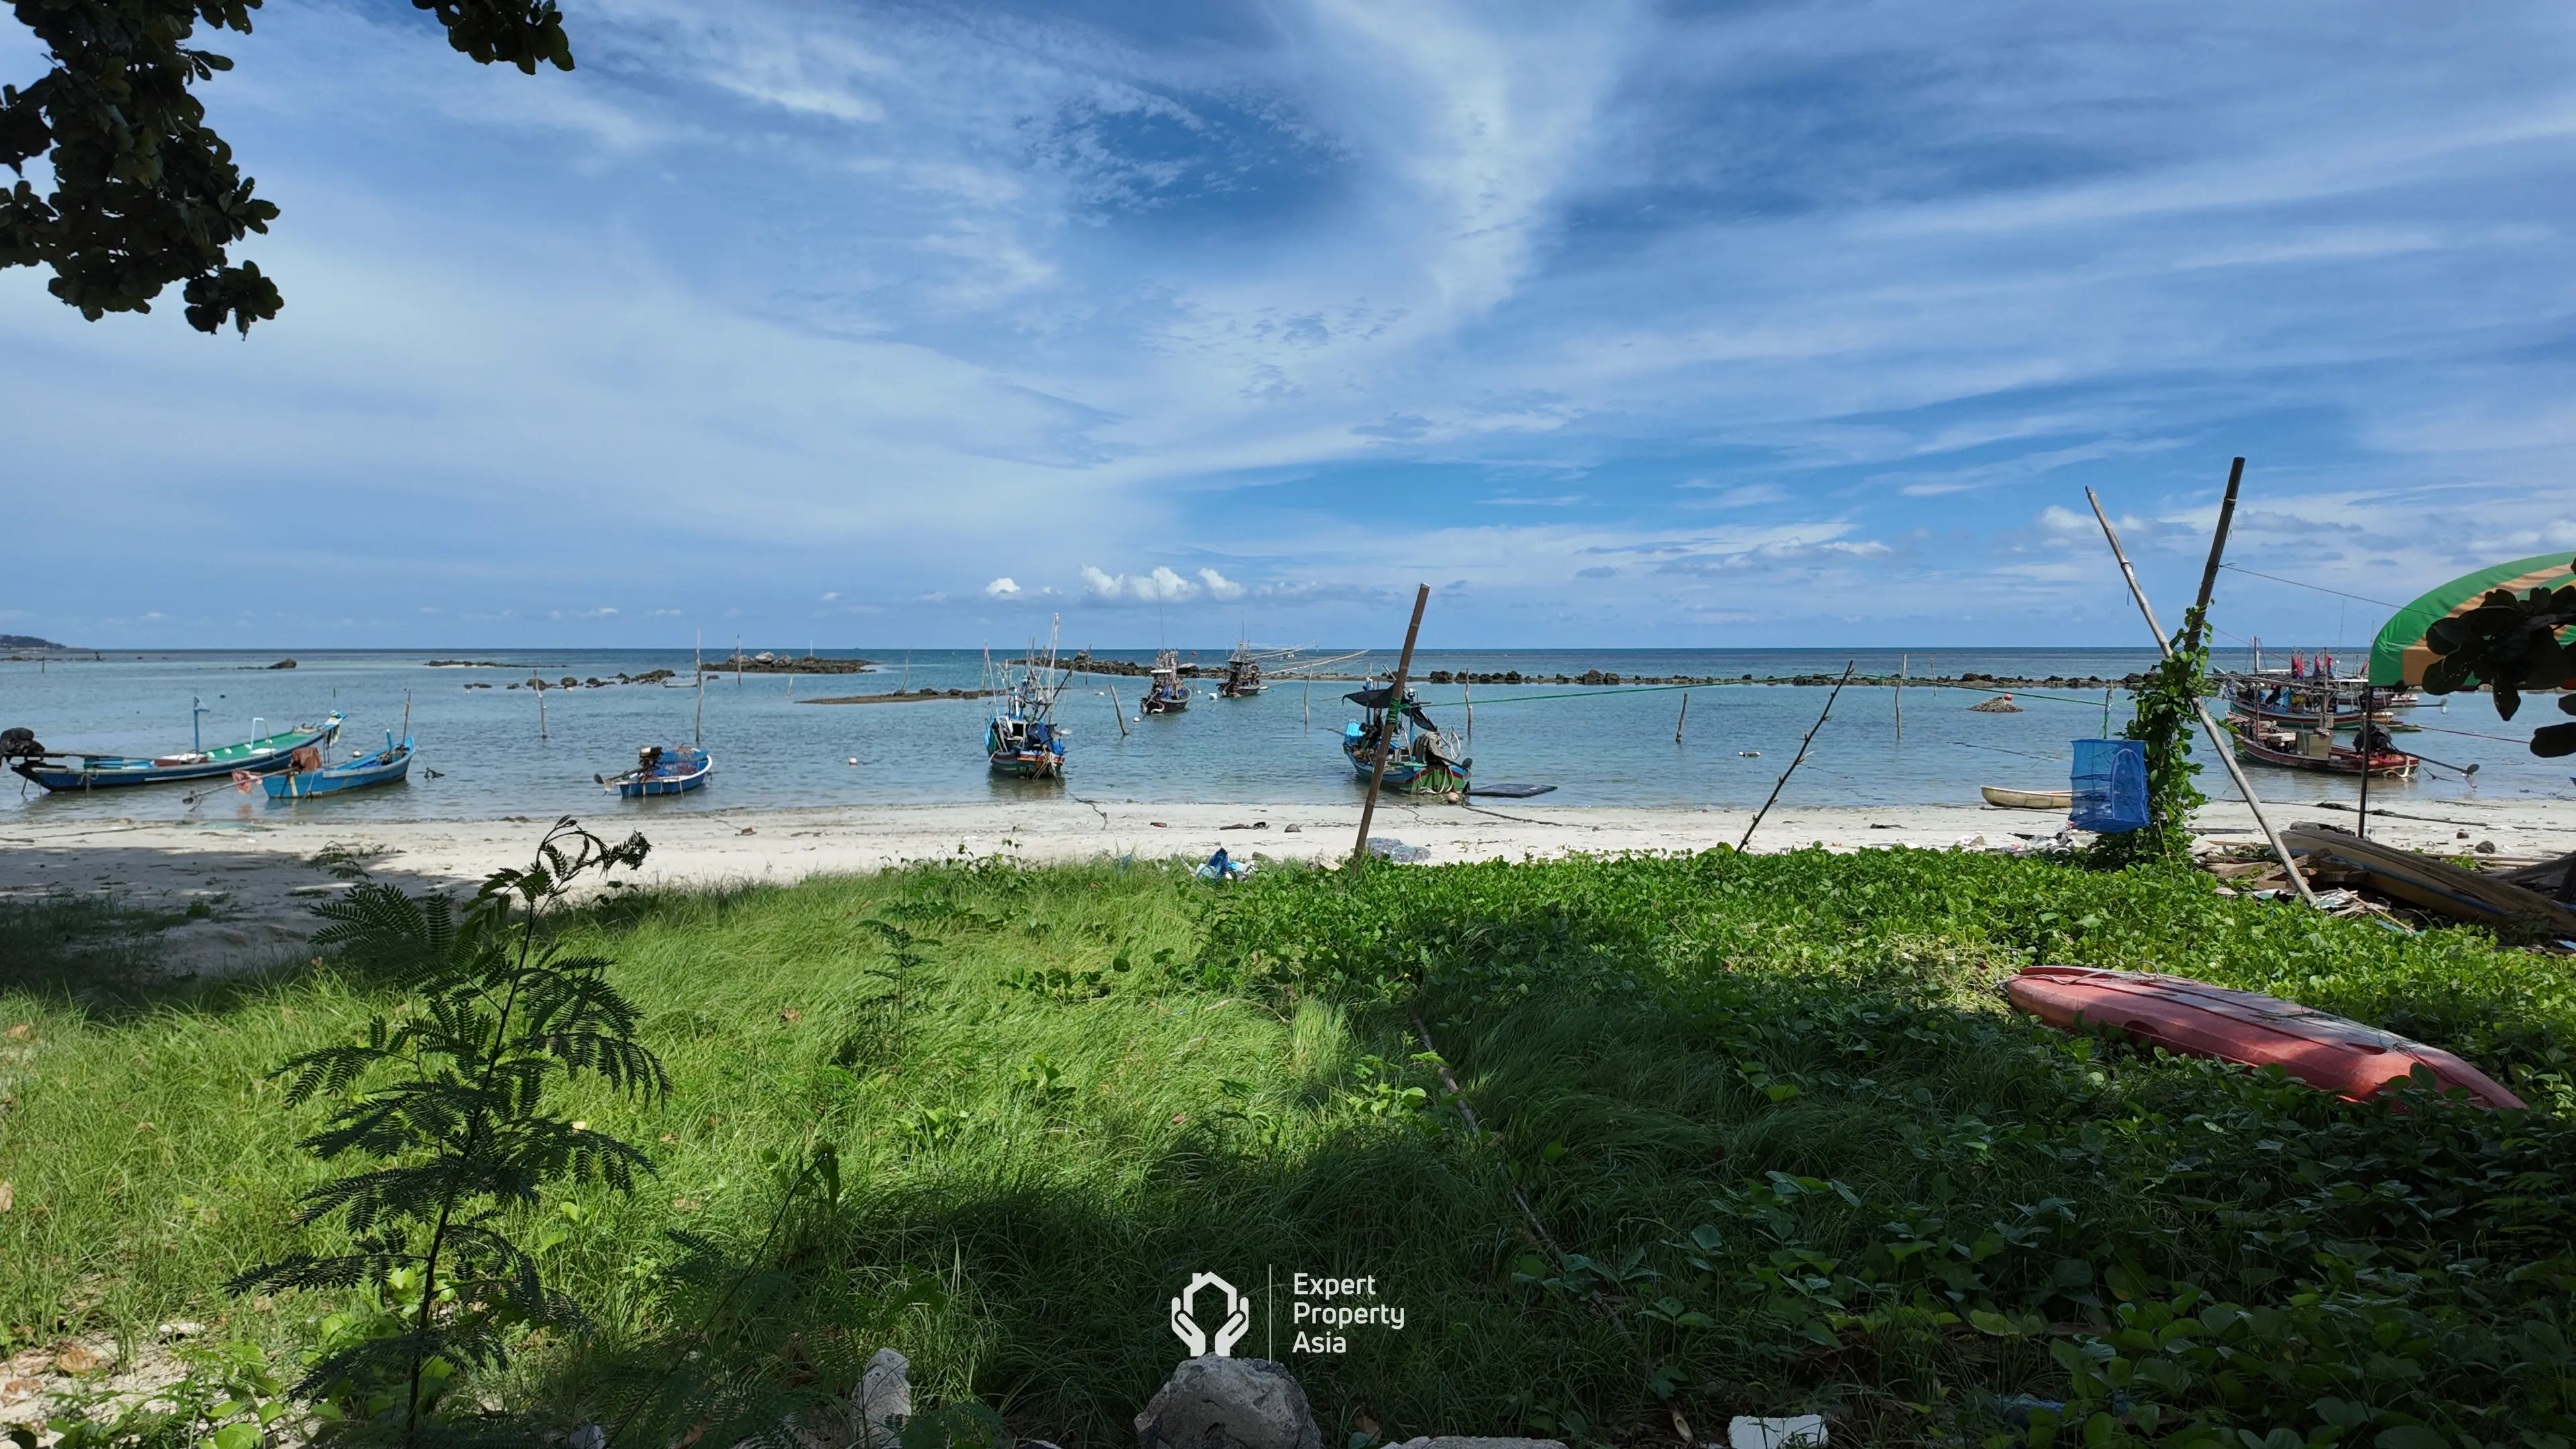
2231, 733, 2416, 776
1343, 743, 1468, 796
604, 747, 712, 798
1981, 786, 2072, 810
2007, 964, 2522, 1108
989, 749, 1065, 779
1142, 692, 1189, 714
263, 740, 413, 799
11, 717, 344, 791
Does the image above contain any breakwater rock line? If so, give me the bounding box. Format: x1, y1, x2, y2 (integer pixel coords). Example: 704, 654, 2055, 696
699, 652, 881, 676
1021, 655, 2146, 690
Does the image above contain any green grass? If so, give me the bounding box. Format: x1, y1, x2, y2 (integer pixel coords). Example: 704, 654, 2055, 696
3, 847, 2573, 1447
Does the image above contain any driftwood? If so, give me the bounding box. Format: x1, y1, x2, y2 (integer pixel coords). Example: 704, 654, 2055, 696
2283, 824, 2576, 935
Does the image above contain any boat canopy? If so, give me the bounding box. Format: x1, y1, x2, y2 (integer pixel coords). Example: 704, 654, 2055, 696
2367, 553, 2575, 686
1344, 686, 1438, 731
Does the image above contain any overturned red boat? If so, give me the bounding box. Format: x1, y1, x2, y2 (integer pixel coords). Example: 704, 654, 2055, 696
2006, 965, 2524, 1110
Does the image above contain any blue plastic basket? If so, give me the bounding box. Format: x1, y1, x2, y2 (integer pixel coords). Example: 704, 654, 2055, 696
2070, 739, 2149, 833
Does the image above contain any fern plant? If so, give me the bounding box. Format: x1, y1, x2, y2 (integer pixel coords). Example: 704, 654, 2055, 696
231, 818, 665, 1445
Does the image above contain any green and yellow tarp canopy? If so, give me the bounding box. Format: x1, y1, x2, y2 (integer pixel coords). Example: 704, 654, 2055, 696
2368, 553, 2576, 686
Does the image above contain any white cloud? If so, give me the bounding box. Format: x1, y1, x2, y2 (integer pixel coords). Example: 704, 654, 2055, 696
1082, 564, 1208, 602
985, 577, 1021, 597
822, 591, 841, 601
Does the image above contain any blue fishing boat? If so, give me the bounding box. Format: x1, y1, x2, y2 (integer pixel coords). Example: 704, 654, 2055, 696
4, 704, 343, 792
600, 744, 712, 798
1342, 685, 1469, 796
987, 627, 1069, 777
258, 733, 415, 799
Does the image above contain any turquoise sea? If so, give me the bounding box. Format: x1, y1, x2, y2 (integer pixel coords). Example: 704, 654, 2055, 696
3, 648, 2565, 824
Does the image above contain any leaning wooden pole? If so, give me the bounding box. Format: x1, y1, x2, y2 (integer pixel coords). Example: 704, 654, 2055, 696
2183, 457, 2246, 654
2084, 487, 2318, 908
1737, 662, 1854, 853
1353, 584, 1432, 868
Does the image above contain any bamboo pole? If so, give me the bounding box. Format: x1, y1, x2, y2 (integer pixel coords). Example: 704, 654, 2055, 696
2183, 458, 2245, 654
1895, 653, 1904, 739
1738, 662, 1853, 853
1108, 684, 1129, 736
537, 679, 547, 741
2083, 487, 2317, 907
1674, 690, 1689, 744
1353, 584, 1432, 868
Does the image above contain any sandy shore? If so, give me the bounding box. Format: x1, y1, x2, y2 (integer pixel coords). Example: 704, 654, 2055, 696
3, 796, 2567, 976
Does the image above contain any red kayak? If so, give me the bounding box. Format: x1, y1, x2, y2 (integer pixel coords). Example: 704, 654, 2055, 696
2006, 965, 2524, 1110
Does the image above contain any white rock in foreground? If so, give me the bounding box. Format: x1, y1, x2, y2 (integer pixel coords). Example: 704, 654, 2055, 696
1134, 1357, 1321, 1449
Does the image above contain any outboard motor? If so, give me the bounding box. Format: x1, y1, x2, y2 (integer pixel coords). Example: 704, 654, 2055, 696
1, 727, 45, 761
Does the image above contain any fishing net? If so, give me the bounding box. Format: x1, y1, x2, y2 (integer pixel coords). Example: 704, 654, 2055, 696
2071, 739, 2150, 833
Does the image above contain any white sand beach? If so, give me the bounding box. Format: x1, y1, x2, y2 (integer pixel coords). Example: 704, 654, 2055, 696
4, 796, 2568, 977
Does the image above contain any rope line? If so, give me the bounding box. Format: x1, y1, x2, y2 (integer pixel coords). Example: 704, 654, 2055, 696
2217, 563, 2402, 609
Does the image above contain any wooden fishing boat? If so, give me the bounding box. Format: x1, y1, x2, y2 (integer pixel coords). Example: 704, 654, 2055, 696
1342, 685, 1470, 796
987, 633, 1069, 779
1981, 786, 2072, 810
1218, 639, 1266, 698
1142, 649, 1190, 714
256, 733, 414, 799
2007, 965, 2524, 1109
599, 745, 712, 798
2284, 824, 2576, 935
7, 712, 343, 791
2230, 719, 2416, 776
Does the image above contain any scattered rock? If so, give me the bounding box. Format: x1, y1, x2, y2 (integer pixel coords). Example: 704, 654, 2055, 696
51, 1344, 110, 1376
2476, 840, 2497, 854
266, 659, 297, 670
1729, 1417, 1827, 1449
854, 1347, 911, 1448
1135, 1356, 1320, 1449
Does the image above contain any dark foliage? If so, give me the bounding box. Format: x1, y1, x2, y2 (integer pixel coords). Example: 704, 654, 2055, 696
2418, 559, 2576, 757
1, 0, 572, 334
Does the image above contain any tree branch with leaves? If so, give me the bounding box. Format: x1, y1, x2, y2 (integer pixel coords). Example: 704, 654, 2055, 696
1, 0, 574, 335
2418, 561, 2576, 758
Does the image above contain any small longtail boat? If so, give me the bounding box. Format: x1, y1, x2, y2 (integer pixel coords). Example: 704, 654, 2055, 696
1142, 649, 1190, 714
2229, 719, 2416, 777
254, 733, 415, 799
5, 711, 344, 791
600, 745, 712, 798
1980, 786, 2072, 810
1342, 684, 1469, 796
2007, 965, 2523, 1109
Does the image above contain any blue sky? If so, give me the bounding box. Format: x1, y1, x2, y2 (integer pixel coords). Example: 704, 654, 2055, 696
3, 0, 2573, 649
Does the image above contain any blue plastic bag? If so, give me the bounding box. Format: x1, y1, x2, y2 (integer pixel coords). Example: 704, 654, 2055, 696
2070, 739, 2149, 833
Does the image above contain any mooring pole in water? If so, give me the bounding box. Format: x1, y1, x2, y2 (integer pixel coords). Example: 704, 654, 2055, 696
1462, 677, 1472, 754
537, 679, 547, 741
1303, 680, 1311, 731
1353, 584, 1432, 869
1675, 690, 1688, 744
1108, 684, 1128, 736
2357, 684, 2373, 841
2084, 482, 2317, 908
1896, 653, 1905, 739
1739, 662, 1854, 852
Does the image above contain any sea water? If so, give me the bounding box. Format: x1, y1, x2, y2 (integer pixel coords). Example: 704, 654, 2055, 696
2, 648, 2563, 825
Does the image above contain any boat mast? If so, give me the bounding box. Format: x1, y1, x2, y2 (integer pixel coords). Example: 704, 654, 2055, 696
191, 695, 208, 753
